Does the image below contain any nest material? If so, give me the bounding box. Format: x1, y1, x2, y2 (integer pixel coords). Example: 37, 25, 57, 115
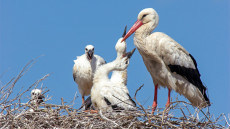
0, 102, 228, 128
0, 59, 229, 128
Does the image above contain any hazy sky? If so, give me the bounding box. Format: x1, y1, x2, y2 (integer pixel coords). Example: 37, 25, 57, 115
0, 0, 229, 117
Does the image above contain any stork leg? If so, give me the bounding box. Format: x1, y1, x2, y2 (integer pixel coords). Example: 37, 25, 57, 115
82, 96, 85, 105
165, 88, 171, 108
152, 84, 158, 114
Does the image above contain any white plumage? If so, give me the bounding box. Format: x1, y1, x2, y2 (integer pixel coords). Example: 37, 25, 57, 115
91, 49, 136, 112
122, 8, 210, 113
110, 26, 129, 93
73, 45, 106, 105
31, 89, 44, 105
81, 28, 130, 110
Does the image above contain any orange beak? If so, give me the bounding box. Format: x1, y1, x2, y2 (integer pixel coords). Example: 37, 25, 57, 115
121, 20, 143, 42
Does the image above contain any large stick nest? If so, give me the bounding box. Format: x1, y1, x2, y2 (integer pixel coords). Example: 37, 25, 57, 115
0, 59, 229, 128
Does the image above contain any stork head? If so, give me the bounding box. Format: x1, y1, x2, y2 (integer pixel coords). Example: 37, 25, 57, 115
122, 8, 159, 42
115, 26, 127, 56
31, 89, 44, 105
31, 89, 43, 99
85, 45, 94, 62
113, 48, 136, 71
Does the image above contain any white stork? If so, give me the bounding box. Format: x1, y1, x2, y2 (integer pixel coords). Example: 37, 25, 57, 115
122, 8, 210, 113
31, 89, 44, 105
110, 26, 129, 93
73, 45, 106, 105
81, 28, 129, 110
91, 48, 136, 112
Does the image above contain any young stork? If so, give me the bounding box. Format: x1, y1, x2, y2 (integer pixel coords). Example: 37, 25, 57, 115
80, 28, 130, 110
122, 8, 210, 113
91, 49, 136, 112
31, 89, 44, 105
110, 26, 129, 93
73, 45, 106, 105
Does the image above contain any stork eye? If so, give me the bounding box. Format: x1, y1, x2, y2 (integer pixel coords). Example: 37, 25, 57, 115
142, 14, 147, 19
85, 48, 88, 51
32, 93, 35, 95
92, 48, 94, 51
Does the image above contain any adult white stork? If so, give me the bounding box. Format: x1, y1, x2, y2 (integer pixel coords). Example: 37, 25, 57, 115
73, 45, 106, 105
91, 48, 136, 112
122, 8, 210, 113
110, 26, 129, 93
31, 89, 44, 105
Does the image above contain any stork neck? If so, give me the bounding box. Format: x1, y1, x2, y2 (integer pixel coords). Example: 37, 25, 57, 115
134, 31, 148, 49
134, 23, 156, 49
93, 61, 117, 82
134, 21, 157, 40
111, 70, 127, 86
116, 52, 123, 59
135, 30, 149, 39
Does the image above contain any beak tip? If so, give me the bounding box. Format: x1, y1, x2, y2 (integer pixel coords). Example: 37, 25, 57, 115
122, 25, 127, 38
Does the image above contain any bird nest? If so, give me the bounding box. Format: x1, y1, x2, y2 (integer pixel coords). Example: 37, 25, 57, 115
0, 59, 229, 128
0, 100, 228, 128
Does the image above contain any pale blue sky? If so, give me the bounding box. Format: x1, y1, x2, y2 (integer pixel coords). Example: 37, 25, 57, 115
0, 0, 229, 117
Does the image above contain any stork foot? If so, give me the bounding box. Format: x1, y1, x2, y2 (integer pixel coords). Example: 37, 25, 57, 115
165, 103, 170, 115
151, 84, 158, 114
151, 102, 157, 114
165, 101, 170, 108
164, 99, 171, 116
84, 110, 98, 113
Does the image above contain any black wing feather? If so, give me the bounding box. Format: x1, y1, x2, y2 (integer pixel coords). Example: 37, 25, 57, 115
73, 73, 77, 82
168, 54, 210, 103
189, 54, 201, 76
84, 96, 95, 110
104, 97, 124, 110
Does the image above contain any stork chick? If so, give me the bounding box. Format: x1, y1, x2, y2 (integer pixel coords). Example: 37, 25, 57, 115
111, 26, 129, 93
81, 28, 130, 110
31, 89, 44, 105
73, 45, 106, 105
91, 49, 136, 112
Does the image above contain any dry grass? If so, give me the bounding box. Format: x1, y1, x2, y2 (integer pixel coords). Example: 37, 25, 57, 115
0, 59, 229, 128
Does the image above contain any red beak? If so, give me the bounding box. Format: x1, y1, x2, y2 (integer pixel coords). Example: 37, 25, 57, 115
121, 20, 143, 42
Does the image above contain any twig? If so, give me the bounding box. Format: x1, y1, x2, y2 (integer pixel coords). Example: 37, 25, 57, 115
133, 84, 151, 124
98, 110, 121, 128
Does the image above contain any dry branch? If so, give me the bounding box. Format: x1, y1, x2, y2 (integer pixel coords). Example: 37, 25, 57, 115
0, 60, 229, 128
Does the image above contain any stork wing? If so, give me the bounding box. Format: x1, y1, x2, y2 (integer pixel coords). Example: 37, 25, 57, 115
100, 86, 136, 110
84, 96, 95, 110
73, 64, 77, 82
147, 32, 209, 102
156, 34, 202, 81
